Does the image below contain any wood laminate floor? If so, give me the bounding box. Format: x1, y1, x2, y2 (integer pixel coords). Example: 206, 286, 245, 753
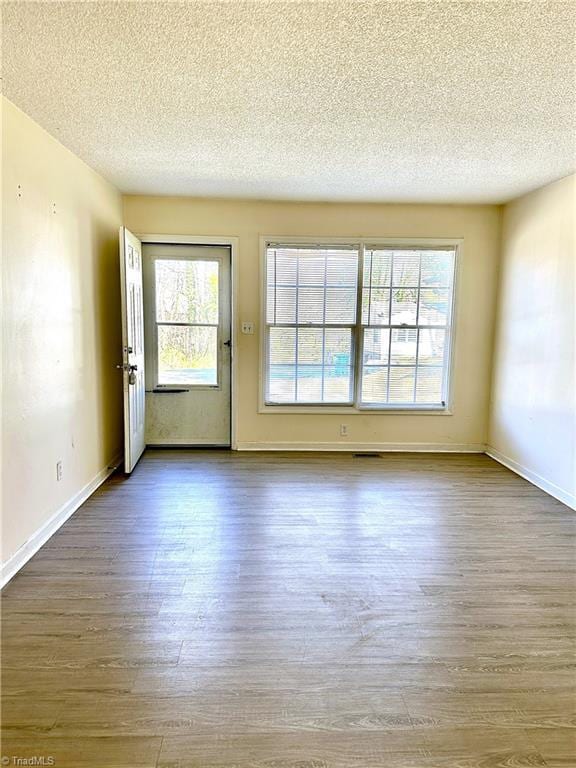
1, 450, 575, 767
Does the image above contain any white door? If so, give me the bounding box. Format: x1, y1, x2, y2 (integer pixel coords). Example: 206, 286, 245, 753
119, 227, 146, 472
143, 244, 231, 446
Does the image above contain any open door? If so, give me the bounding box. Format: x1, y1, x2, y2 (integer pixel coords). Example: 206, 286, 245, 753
119, 227, 146, 473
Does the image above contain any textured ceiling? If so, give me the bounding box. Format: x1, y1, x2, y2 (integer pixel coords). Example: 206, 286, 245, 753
3, 1, 575, 203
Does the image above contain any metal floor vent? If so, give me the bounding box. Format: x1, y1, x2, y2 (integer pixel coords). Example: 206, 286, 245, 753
353, 452, 381, 458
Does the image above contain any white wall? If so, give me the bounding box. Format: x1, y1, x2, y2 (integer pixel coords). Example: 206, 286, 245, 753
2, 98, 124, 578
488, 174, 575, 508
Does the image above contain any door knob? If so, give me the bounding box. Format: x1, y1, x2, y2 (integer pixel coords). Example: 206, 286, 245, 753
116, 363, 138, 385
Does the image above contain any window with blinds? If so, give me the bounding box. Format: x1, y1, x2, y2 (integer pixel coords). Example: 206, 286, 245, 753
360, 247, 455, 406
266, 245, 359, 403
264, 242, 456, 408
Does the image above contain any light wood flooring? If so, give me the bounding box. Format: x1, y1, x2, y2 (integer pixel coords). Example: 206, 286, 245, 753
1, 450, 575, 767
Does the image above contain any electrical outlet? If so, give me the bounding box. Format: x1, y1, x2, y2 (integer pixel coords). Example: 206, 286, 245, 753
56, 461, 63, 482
340, 424, 348, 437
241, 321, 254, 335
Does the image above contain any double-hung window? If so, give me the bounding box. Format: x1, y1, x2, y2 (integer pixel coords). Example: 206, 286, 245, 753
263, 241, 457, 409
265, 245, 359, 404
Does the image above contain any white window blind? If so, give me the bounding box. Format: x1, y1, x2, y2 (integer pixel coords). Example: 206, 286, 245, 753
264, 242, 456, 409
360, 247, 455, 406
265, 245, 359, 403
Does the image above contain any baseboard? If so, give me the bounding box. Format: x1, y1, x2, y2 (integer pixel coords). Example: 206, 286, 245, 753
1, 453, 123, 588
485, 447, 576, 510
235, 441, 485, 453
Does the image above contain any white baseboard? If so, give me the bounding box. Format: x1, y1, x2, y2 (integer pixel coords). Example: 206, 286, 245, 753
235, 441, 485, 453
485, 447, 576, 510
1, 453, 123, 588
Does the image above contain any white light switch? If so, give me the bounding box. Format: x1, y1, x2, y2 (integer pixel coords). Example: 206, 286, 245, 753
241, 321, 255, 335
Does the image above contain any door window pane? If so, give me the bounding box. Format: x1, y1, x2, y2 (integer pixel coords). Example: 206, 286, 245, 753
156, 260, 218, 324
158, 325, 217, 386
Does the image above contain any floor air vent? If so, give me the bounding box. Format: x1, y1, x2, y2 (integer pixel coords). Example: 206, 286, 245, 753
353, 452, 381, 458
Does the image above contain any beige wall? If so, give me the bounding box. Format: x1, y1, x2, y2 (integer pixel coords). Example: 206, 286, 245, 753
2, 98, 124, 570
489, 174, 575, 508
124, 196, 501, 450
2, 95, 571, 584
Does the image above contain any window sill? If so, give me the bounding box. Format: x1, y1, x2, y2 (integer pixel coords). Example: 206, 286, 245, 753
149, 386, 221, 393
259, 404, 452, 415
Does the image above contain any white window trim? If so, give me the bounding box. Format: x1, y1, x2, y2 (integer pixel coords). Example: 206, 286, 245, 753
259, 236, 462, 415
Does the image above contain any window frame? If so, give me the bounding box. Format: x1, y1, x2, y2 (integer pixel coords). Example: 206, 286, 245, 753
147, 251, 225, 392
259, 236, 461, 414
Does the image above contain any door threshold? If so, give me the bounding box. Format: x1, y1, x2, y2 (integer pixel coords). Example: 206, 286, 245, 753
146, 443, 231, 449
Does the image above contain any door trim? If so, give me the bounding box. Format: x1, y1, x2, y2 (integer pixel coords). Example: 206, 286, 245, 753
136, 234, 239, 450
